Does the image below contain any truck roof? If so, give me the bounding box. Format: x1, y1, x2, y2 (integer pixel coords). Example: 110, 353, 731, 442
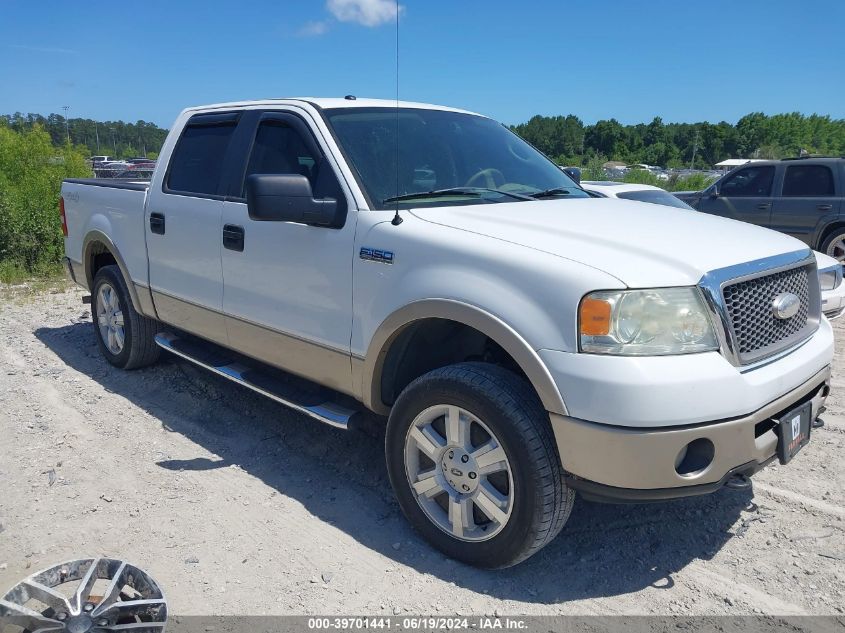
182, 97, 483, 117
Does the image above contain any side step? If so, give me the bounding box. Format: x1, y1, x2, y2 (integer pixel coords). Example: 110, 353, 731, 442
154, 332, 358, 429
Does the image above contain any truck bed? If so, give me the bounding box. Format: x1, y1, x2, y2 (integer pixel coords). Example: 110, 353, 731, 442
62, 177, 152, 293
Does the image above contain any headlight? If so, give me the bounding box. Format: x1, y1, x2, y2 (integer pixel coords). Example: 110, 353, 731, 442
818, 265, 843, 291
579, 287, 719, 355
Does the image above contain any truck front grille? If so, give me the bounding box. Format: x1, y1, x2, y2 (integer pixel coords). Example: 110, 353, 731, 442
722, 264, 814, 363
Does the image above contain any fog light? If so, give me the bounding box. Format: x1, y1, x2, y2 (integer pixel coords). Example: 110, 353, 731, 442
675, 438, 715, 476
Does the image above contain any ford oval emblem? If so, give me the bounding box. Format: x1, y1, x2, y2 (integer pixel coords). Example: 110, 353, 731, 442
772, 292, 800, 320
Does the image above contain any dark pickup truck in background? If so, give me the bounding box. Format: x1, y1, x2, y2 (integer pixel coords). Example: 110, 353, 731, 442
676, 157, 845, 261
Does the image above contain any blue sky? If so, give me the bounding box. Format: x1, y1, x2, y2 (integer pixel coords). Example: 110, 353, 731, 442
1, 0, 843, 128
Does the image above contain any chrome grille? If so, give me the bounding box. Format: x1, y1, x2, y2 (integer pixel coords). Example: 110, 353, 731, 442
722, 264, 813, 362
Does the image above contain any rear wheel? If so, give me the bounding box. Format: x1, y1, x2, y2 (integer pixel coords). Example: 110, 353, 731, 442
92, 265, 160, 369
385, 362, 573, 568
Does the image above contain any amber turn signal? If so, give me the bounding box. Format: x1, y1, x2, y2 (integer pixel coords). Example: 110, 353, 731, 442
579, 297, 611, 336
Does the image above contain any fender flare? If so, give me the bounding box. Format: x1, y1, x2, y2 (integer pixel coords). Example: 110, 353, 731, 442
361, 298, 568, 416
81, 230, 146, 314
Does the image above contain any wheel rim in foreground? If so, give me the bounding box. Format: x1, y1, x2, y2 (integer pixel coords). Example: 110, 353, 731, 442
404, 404, 514, 542
0, 557, 167, 633
96, 283, 125, 355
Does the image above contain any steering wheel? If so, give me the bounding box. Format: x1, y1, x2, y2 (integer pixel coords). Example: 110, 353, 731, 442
465, 168, 505, 189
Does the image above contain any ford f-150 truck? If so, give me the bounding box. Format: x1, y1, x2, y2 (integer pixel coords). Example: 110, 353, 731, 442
61, 98, 834, 568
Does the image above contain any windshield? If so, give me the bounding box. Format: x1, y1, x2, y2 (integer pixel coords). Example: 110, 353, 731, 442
323, 107, 587, 209
616, 189, 694, 210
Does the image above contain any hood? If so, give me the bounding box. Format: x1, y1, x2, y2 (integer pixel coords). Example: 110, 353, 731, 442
410, 197, 809, 287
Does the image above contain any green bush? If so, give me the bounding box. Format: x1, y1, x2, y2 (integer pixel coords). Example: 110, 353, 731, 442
0, 125, 90, 276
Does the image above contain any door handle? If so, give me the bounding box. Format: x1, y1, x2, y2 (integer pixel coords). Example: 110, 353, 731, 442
817, 204, 833, 211
149, 212, 165, 234
223, 224, 245, 252
756, 203, 771, 210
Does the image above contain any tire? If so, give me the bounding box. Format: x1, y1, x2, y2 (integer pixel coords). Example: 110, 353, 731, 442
820, 228, 845, 262
92, 265, 161, 370
385, 362, 574, 568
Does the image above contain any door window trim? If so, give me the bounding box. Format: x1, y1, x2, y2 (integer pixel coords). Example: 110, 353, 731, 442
221, 109, 350, 227
162, 111, 242, 201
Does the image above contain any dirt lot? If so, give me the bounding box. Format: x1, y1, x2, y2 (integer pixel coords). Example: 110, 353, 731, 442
0, 283, 843, 616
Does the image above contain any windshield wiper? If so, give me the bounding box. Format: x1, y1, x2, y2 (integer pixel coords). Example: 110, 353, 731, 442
528, 187, 578, 199
383, 187, 533, 204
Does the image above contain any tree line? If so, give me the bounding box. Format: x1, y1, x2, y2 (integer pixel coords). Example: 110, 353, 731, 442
3, 109, 844, 168
510, 112, 845, 168
1, 112, 168, 159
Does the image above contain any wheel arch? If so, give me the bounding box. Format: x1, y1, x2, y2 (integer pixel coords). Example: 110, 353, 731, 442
817, 220, 845, 252
82, 230, 146, 315
361, 299, 567, 417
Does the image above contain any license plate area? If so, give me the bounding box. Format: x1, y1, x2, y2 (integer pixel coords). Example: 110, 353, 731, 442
776, 401, 812, 464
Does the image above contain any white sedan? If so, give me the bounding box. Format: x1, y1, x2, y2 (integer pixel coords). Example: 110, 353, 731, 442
583, 181, 845, 320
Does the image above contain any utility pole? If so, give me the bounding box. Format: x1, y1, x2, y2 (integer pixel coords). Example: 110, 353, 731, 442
110, 128, 117, 155
95, 122, 100, 153
61, 105, 70, 144
689, 129, 699, 170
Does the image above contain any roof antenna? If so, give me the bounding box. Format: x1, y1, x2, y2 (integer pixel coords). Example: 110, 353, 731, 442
391, 0, 403, 226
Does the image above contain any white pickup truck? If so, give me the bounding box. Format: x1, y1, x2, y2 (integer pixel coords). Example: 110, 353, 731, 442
61, 98, 834, 568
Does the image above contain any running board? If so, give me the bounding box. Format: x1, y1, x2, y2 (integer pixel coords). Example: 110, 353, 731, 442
154, 332, 357, 429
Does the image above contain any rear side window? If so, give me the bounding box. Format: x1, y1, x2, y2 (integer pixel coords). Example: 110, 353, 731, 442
167, 115, 238, 196
720, 165, 775, 197
783, 164, 835, 197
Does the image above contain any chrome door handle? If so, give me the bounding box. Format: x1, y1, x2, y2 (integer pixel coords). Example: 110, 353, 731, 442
817, 204, 833, 211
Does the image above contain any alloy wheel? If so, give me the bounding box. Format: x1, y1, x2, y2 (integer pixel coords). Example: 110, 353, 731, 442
404, 404, 513, 542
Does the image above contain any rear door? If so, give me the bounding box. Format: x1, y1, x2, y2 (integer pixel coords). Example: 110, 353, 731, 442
770, 162, 840, 247
695, 164, 776, 228
145, 112, 240, 345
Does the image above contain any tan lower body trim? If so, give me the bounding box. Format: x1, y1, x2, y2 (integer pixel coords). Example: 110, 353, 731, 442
133, 283, 158, 320
225, 315, 353, 396
151, 290, 229, 347
550, 366, 830, 490
150, 289, 354, 397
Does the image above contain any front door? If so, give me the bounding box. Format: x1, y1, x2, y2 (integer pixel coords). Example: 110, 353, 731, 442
219, 110, 357, 394
146, 112, 241, 345
696, 164, 776, 228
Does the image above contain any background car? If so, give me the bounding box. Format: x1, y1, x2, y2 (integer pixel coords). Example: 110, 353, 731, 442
675, 157, 845, 261
582, 181, 695, 209
582, 181, 845, 320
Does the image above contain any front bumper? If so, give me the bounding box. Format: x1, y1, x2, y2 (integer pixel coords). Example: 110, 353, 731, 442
550, 365, 830, 502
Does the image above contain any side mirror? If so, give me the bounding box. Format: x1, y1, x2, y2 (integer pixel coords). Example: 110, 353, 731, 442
562, 166, 581, 184
246, 174, 338, 226
708, 186, 720, 199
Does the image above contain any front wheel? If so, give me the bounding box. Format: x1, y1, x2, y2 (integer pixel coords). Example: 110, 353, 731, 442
385, 362, 574, 568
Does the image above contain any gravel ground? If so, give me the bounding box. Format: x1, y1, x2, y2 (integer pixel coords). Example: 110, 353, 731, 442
0, 283, 843, 616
